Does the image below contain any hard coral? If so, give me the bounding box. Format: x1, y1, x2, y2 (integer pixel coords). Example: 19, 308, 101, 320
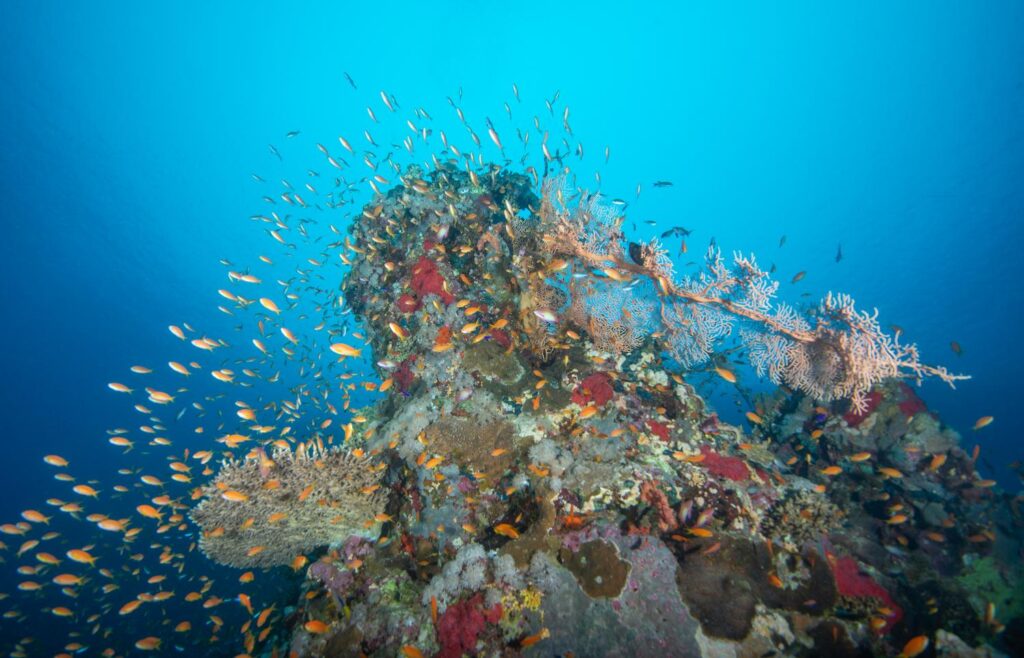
190, 446, 386, 568
761, 489, 842, 546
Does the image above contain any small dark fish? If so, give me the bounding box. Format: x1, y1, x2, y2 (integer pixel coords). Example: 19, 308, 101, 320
268, 144, 282, 160
628, 242, 644, 265
344, 71, 357, 89
835, 243, 843, 262
653, 180, 674, 187
769, 263, 777, 274
950, 341, 963, 356
660, 226, 692, 238
286, 130, 300, 138
779, 235, 787, 247
791, 271, 806, 284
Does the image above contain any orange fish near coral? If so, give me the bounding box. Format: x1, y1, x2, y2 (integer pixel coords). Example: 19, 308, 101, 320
897, 635, 929, 658
330, 343, 362, 358
713, 367, 736, 383
493, 523, 519, 539
520, 628, 550, 648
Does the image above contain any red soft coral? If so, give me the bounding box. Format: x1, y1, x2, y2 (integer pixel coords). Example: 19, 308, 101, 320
699, 445, 750, 482
436, 594, 501, 658
571, 372, 614, 407
896, 382, 928, 418
397, 293, 421, 314
843, 390, 883, 427
410, 256, 454, 305
647, 420, 670, 442
829, 554, 902, 633
490, 329, 511, 349
394, 356, 417, 393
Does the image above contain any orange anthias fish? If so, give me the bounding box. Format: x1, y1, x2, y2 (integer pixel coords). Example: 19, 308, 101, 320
713, 366, 736, 383
493, 523, 519, 539
972, 415, 994, 431
898, 635, 929, 658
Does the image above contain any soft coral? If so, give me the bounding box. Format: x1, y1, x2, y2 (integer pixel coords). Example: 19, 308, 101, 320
436, 594, 501, 658
571, 372, 614, 407
829, 553, 902, 633
410, 256, 454, 305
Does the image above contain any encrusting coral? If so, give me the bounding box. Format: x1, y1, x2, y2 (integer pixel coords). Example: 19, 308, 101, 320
191, 445, 386, 568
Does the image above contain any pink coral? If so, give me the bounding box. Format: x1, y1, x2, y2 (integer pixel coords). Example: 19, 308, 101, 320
699, 445, 750, 482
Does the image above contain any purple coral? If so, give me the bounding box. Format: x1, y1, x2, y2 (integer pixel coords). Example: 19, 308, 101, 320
309, 559, 355, 598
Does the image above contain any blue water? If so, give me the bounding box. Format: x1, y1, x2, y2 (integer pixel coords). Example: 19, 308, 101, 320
1, 1, 1021, 654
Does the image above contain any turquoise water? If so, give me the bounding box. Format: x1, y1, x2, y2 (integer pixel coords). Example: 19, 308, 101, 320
1, 2, 1021, 655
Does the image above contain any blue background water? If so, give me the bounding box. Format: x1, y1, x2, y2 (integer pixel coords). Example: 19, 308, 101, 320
1, 1, 1021, 653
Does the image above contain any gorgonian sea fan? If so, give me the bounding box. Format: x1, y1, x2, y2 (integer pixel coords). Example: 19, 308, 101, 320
536, 176, 966, 412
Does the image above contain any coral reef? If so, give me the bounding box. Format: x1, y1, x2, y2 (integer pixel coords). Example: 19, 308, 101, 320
252, 164, 1017, 658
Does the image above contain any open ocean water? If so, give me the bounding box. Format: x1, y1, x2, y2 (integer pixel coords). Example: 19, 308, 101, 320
1, 2, 1022, 656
